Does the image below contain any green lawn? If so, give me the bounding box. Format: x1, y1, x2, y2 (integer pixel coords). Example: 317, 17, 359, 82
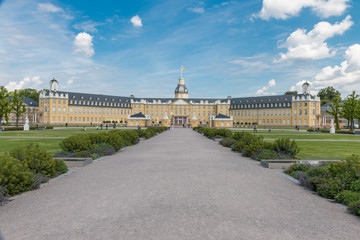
0, 128, 110, 137
296, 141, 360, 160
0, 139, 62, 155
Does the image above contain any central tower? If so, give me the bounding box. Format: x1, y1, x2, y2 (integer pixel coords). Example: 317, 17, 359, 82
174, 76, 188, 99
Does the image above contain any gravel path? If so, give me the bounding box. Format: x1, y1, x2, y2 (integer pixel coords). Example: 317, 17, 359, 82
0, 129, 359, 240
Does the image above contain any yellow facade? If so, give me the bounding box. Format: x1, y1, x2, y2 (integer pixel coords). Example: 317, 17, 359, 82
38, 78, 321, 128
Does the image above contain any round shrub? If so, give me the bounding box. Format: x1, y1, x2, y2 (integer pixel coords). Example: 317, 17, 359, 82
10, 144, 56, 177
254, 149, 277, 161
219, 138, 237, 148
284, 163, 310, 175
335, 190, 360, 205
60, 134, 92, 152
53, 159, 68, 175
0, 156, 34, 196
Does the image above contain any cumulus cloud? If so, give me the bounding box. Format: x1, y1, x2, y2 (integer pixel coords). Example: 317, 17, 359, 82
256, 79, 276, 95
313, 44, 360, 92
258, 0, 349, 20
290, 44, 360, 94
130, 15, 142, 27
188, 7, 205, 14
277, 15, 353, 62
66, 79, 73, 85
5, 76, 42, 91
37, 3, 63, 13
73, 32, 94, 58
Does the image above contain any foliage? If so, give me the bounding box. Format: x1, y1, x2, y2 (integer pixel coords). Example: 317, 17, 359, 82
0, 86, 12, 124
317, 86, 341, 106
335, 190, 360, 205
326, 94, 342, 130
18, 88, 40, 102
350, 179, 360, 192
307, 128, 314, 132
284, 163, 311, 175
10, 90, 27, 127
347, 200, 360, 216
231, 132, 264, 157
53, 159, 68, 175
341, 91, 359, 130
219, 138, 237, 148
0, 155, 34, 196
284, 91, 298, 95
273, 138, 299, 158
10, 144, 56, 177
31, 173, 49, 190
254, 149, 278, 161
316, 175, 351, 199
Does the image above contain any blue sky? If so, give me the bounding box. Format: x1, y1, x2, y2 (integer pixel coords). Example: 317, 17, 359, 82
0, 0, 359, 98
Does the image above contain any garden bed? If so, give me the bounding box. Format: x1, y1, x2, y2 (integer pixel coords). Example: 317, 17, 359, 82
55, 157, 93, 167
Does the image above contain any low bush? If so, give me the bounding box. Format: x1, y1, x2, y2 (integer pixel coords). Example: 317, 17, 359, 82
350, 179, 360, 192
10, 144, 56, 177
219, 138, 237, 148
290, 171, 305, 180
348, 200, 360, 216
316, 175, 352, 199
0, 156, 34, 196
254, 149, 278, 161
335, 190, 360, 205
53, 159, 68, 175
273, 138, 299, 158
284, 163, 311, 175
31, 173, 49, 190
307, 128, 314, 132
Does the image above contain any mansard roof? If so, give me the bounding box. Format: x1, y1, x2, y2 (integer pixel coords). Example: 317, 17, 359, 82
214, 114, 230, 119
130, 112, 146, 118
8, 96, 39, 107
132, 97, 229, 104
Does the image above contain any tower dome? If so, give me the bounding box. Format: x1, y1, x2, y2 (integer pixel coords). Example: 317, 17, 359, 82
50, 78, 59, 92
302, 81, 311, 94
174, 76, 188, 99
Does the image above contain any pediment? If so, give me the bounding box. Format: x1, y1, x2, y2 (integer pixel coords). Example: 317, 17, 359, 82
172, 99, 189, 105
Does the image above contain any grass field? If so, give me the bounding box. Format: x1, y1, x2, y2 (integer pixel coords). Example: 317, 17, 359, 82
0, 139, 62, 155
0, 128, 105, 137
296, 142, 360, 160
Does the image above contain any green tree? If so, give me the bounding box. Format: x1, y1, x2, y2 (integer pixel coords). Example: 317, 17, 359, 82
10, 90, 26, 127
317, 86, 341, 106
284, 91, 298, 95
326, 94, 342, 130
341, 91, 359, 130
18, 88, 40, 102
0, 86, 12, 124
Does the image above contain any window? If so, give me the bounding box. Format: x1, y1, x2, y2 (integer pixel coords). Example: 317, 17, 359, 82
70, 117, 72, 122
299, 109, 302, 115
63, 117, 66, 121
52, 116, 55, 122
58, 117, 61, 122
70, 107, 73, 113
294, 110, 297, 115
52, 107, 55, 113
58, 107, 61, 113
304, 109, 307, 115
63, 107, 66, 113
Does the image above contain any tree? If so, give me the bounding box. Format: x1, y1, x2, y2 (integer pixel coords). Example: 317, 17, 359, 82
0, 86, 12, 124
10, 90, 27, 127
19, 88, 40, 102
326, 94, 342, 130
317, 86, 341, 106
341, 91, 359, 130
284, 91, 297, 95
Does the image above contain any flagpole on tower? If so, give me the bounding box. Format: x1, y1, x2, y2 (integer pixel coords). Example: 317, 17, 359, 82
181, 66, 182, 78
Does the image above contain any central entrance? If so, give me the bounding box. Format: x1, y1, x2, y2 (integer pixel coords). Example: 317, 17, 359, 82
173, 116, 187, 126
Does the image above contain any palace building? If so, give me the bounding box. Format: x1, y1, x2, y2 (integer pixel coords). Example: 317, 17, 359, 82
38, 75, 321, 128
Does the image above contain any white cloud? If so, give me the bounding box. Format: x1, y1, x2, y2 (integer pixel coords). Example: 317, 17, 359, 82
290, 44, 360, 94
73, 20, 101, 33
188, 7, 205, 14
258, 0, 350, 20
277, 15, 353, 61
256, 79, 276, 95
37, 3, 63, 13
130, 15, 142, 27
73, 32, 94, 58
66, 79, 73, 85
5, 76, 42, 91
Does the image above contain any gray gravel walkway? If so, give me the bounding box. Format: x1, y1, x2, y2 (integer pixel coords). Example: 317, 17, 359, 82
0, 129, 359, 240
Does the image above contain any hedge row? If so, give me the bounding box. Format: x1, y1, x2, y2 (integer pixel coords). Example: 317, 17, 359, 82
1, 144, 68, 201
284, 155, 360, 216
58, 127, 168, 159
194, 127, 299, 160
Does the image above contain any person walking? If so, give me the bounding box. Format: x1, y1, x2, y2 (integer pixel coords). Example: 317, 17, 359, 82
106, 124, 108, 130
100, 123, 103, 130
65, 123, 68, 128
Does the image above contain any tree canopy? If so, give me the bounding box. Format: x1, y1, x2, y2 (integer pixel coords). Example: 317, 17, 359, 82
317, 86, 341, 106
284, 91, 298, 95
18, 88, 40, 102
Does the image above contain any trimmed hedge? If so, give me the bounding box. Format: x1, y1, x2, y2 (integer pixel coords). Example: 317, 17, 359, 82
1, 126, 54, 131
